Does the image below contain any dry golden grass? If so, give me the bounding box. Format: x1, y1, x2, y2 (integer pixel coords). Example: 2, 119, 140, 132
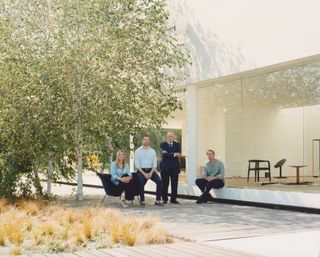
0, 199, 177, 255
18, 199, 40, 215
0, 231, 5, 246
33, 233, 43, 246
83, 218, 93, 240
60, 226, 70, 240
40, 223, 55, 236
66, 210, 76, 224
9, 245, 22, 256
5, 222, 24, 246
110, 223, 120, 243
74, 230, 86, 246
0, 198, 8, 213
121, 224, 136, 246
24, 218, 33, 231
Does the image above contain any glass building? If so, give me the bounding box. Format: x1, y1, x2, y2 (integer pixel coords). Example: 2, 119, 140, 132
165, 54, 320, 194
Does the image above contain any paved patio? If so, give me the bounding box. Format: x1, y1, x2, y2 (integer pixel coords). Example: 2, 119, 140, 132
23, 183, 320, 257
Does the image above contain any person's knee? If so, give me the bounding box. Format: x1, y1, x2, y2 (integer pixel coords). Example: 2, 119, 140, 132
195, 178, 203, 186
156, 179, 162, 187
154, 178, 162, 188
137, 175, 144, 184
211, 180, 224, 189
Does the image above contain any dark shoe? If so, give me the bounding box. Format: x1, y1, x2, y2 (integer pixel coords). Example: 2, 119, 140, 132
196, 198, 204, 204
205, 195, 215, 202
196, 196, 205, 204
170, 200, 180, 204
163, 200, 168, 204
155, 201, 164, 206
140, 202, 146, 208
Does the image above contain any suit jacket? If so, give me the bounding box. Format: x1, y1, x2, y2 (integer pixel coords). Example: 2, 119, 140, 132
160, 141, 181, 174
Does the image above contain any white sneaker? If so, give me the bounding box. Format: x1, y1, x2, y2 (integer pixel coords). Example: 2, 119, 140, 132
120, 199, 128, 208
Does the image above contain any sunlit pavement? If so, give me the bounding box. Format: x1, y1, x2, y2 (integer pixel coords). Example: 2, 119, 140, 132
46, 182, 320, 257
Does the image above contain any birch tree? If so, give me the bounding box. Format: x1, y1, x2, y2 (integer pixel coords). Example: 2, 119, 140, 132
0, 0, 189, 199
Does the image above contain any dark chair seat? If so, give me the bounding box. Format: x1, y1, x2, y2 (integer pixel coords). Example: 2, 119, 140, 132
97, 172, 143, 207
274, 159, 287, 178
97, 173, 122, 197
247, 160, 271, 182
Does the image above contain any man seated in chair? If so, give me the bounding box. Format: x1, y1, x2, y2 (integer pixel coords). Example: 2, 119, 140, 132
135, 134, 164, 207
195, 149, 225, 204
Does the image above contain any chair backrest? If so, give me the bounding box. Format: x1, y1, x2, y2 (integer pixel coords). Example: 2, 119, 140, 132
274, 159, 286, 168
97, 173, 121, 196
248, 159, 270, 169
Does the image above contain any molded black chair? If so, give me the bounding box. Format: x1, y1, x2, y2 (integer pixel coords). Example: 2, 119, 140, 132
97, 173, 121, 207
274, 159, 287, 178
97, 172, 143, 207
247, 160, 271, 182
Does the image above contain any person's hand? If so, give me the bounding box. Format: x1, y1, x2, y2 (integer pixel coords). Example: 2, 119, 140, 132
144, 173, 150, 180
207, 176, 216, 181
122, 177, 130, 183
175, 153, 181, 158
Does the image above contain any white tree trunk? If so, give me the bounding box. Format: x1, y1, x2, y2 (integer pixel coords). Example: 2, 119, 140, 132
76, 145, 83, 201
129, 134, 134, 171
47, 158, 53, 197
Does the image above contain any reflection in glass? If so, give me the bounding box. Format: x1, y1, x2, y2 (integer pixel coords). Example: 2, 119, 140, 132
195, 59, 320, 191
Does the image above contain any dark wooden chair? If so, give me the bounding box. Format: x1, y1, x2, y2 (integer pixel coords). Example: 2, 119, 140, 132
247, 160, 271, 182
97, 172, 143, 207
274, 159, 287, 178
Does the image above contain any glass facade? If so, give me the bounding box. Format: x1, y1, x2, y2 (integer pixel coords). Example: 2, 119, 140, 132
167, 56, 320, 191
196, 59, 320, 181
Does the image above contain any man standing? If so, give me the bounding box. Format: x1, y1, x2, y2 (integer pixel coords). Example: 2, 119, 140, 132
195, 149, 225, 204
135, 134, 164, 207
160, 131, 181, 204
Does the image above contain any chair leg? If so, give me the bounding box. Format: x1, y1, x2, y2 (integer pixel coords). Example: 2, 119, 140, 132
247, 166, 250, 182
269, 168, 271, 182
99, 195, 107, 208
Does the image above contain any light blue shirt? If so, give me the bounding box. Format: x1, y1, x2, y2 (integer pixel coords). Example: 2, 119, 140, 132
134, 146, 157, 169
110, 161, 132, 185
203, 159, 225, 181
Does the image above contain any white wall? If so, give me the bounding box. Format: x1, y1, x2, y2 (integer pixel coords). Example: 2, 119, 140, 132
168, 0, 320, 84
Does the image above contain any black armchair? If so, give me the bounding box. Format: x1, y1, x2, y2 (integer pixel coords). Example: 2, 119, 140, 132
97, 172, 144, 207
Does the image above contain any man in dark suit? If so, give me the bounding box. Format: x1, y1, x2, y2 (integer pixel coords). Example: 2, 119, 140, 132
160, 131, 181, 204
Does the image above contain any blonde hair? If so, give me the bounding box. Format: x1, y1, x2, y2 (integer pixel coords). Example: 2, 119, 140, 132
116, 149, 126, 169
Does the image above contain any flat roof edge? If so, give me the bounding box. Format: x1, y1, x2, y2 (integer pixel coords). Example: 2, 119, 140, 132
178, 53, 320, 90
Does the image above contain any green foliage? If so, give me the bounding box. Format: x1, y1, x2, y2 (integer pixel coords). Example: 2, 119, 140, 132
134, 128, 182, 157
0, 0, 189, 198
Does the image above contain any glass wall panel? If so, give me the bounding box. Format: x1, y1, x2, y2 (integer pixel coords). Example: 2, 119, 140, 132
195, 58, 320, 190
242, 61, 320, 180
197, 80, 242, 178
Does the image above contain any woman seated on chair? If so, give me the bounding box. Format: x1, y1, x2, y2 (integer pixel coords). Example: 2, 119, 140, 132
110, 149, 133, 207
